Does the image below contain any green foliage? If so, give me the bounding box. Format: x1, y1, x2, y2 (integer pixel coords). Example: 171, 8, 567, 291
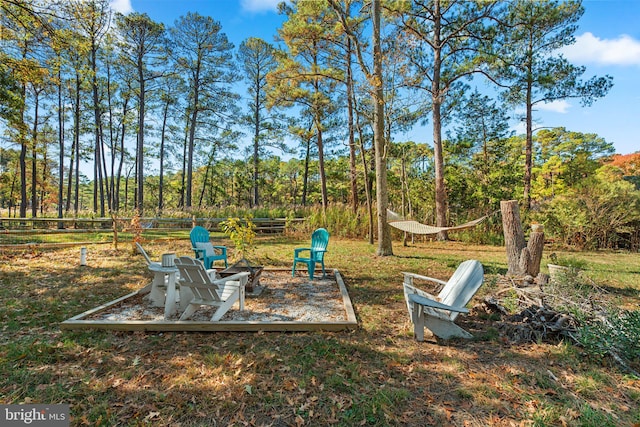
0, 67, 23, 123
452, 220, 505, 246
445, 92, 520, 213
533, 127, 615, 199
219, 216, 257, 260
236, 37, 289, 204
577, 309, 640, 371
541, 168, 640, 249
495, 1, 612, 108
491, 0, 613, 209
0, 0, 636, 253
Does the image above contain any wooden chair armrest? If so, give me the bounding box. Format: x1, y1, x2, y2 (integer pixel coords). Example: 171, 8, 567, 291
402, 272, 448, 288
213, 271, 249, 286
408, 293, 469, 314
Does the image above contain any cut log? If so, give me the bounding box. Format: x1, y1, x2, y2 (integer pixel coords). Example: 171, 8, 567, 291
526, 229, 545, 276
501, 200, 545, 276
501, 200, 525, 276
519, 247, 531, 276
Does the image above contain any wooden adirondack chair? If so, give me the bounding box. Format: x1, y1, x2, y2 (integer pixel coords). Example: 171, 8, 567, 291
135, 242, 159, 267
190, 226, 228, 269
174, 256, 249, 321
292, 228, 329, 280
403, 260, 484, 340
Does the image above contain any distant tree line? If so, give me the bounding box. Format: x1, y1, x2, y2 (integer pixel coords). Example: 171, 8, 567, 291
0, 0, 638, 251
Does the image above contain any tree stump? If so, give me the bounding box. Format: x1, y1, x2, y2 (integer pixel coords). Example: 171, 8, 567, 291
501, 200, 544, 277
527, 226, 545, 276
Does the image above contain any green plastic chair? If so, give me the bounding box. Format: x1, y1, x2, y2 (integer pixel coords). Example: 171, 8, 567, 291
292, 228, 329, 280
190, 226, 228, 269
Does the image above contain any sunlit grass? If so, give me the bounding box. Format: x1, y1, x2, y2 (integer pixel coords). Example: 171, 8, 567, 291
0, 235, 638, 425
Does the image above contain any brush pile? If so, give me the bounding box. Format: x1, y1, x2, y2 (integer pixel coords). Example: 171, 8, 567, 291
481, 273, 605, 345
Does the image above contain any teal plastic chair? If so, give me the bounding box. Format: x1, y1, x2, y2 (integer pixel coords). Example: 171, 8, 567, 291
292, 228, 329, 280
190, 226, 228, 269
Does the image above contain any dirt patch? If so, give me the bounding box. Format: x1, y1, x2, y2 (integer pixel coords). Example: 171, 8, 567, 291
84, 270, 347, 322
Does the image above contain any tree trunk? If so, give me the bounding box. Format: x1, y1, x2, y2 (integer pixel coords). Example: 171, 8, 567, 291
301, 133, 311, 207
432, 0, 448, 241
316, 123, 328, 212
91, 42, 105, 216
346, 38, 358, 214
501, 200, 525, 276
179, 115, 189, 209
159, 99, 169, 214
355, 110, 374, 245
526, 225, 545, 276
115, 94, 129, 212
186, 77, 200, 209
18, 75, 27, 218
501, 200, 545, 276
372, 0, 392, 256
66, 73, 81, 214
136, 60, 145, 214
31, 89, 39, 218
253, 86, 260, 207
523, 76, 533, 210
73, 110, 80, 215
57, 67, 64, 228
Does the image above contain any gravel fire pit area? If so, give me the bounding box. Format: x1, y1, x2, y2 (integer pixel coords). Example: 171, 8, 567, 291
61, 269, 357, 333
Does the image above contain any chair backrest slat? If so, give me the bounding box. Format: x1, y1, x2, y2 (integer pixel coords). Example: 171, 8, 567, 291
190, 226, 210, 247
310, 228, 329, 260
174, 256, 223, 302
135, 242, 154, 265
437, 260, 484, 309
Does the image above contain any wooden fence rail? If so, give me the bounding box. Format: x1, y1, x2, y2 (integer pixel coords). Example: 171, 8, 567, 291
0, 217, 304, 234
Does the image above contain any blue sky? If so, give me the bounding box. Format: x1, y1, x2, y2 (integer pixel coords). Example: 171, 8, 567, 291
112, 0, 640, 155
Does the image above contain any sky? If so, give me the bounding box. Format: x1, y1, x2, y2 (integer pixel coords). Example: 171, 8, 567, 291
111, 0, 640, 156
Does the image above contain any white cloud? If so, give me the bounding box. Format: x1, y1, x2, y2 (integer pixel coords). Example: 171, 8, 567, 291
110, 0, 133, 15
240, 0, 280, 13
537, 100, 571, 114
562, 32, 640, 66
512, 121, 526, 135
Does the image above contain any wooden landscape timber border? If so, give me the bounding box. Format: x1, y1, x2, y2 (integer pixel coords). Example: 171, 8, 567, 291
60, 268, 358, 333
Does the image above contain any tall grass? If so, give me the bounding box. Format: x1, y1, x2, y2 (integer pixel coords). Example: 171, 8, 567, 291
304, 204, 371, 238
2, 204, 634, 249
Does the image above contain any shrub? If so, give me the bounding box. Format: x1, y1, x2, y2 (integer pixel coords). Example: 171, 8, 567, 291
577, 309, 640, 371
219, 217, 257, 261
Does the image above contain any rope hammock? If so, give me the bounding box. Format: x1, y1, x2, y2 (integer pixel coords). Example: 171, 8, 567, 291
387, 209, 491, 235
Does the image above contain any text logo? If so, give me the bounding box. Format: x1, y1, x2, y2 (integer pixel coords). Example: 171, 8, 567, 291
1, 405, 69, 426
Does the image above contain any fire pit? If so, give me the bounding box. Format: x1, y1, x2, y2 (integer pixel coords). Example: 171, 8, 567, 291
218, 258, 263, 293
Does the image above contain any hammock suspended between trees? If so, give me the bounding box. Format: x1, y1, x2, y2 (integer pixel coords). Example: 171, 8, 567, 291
387, 210, 491, 235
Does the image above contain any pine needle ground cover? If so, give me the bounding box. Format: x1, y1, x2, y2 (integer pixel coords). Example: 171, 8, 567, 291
0, 237, 639, 426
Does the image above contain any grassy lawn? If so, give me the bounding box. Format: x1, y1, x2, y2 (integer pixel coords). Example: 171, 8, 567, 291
1, 234, 639, 426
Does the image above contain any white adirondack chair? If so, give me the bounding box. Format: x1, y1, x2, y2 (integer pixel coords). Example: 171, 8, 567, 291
135, 242, 160, 268
174, 256, 249, 321
403, 260, 484, 341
